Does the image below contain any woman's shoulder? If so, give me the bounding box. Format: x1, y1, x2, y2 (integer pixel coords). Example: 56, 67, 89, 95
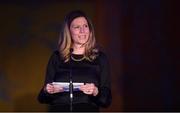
49, 50, 61, 60
96, 45, 108, 58
48, 50, 65, 64
94, 50, 109, 66
97, 50, 109, 62
98, 50, 108, 58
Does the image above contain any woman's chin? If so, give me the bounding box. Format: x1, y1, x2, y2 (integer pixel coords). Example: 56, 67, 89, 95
77, 40, 88, 45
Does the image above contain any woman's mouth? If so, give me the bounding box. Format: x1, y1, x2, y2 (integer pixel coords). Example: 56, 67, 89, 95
78, 35, 86, 39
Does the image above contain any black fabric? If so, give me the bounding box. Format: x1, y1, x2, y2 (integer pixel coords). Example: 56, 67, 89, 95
38, 50, 112, 111
48, 103, 99, 112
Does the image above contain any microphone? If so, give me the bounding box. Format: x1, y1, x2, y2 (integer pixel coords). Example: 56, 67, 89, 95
69, 48, 73, 111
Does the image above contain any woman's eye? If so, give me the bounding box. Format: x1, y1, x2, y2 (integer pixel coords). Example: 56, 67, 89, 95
73, 26, 79, 29
84, 25, 88, 28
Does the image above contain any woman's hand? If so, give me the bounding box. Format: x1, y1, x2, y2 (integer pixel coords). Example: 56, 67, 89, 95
44, 83, 64, 94
80, 83, 99, 96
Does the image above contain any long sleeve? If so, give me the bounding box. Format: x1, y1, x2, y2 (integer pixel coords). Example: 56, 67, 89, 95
95, 52, 112, 107
37, 51, 59, 104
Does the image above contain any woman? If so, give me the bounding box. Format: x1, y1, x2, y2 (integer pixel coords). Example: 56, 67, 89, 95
38, 10, 112, 112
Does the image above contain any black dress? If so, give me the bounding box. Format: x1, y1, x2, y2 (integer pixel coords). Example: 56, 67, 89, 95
37, 50, 112, 112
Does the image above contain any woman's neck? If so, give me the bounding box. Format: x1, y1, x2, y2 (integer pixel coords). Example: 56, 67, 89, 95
72, 44, 85, 55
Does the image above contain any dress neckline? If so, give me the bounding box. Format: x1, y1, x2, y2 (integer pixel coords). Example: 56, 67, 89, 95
71, 54, 85, 61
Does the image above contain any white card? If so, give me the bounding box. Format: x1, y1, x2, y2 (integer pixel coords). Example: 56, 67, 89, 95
52, 82, 84, 92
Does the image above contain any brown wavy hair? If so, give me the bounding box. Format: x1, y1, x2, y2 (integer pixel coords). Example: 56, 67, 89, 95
58, 10, 99, 62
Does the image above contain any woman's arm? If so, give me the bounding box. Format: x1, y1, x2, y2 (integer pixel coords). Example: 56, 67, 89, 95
96, 52, 112, 108
37, 51, 59, 104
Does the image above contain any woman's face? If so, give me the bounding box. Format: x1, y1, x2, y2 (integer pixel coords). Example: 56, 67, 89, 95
70, 17, 90, 46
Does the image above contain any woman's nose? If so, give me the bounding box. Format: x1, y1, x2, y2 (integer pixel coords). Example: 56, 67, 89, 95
80, 27, 85, 33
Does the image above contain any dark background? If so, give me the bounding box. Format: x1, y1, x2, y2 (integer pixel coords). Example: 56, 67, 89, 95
0, 0, 179, 111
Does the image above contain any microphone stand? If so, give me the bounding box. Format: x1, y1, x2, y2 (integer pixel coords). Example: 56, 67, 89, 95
69, 48, 73, 111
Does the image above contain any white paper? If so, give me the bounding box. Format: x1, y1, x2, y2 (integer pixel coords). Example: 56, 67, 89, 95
52, 82, 84, 92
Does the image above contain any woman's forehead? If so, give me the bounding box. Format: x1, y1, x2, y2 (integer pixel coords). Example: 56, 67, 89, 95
71, 17, 88, 25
